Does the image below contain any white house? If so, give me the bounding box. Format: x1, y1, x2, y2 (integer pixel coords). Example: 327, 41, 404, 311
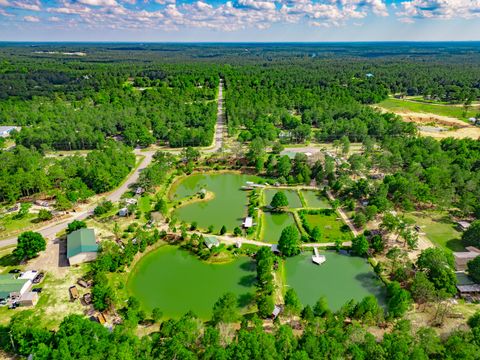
0, 126, 20, 137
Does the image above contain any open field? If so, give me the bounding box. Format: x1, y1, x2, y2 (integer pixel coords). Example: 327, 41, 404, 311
300, 209, 353, 243
404, 212, 463, 252
377, 98, 479, 121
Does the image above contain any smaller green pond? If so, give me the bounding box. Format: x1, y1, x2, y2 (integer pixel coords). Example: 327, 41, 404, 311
128, 246, 256, 319
264, 189, 302, 209
170, 173, 261, 232
301, 190, 331, 209
261, 212, 297, 243
286, 252, 385, 311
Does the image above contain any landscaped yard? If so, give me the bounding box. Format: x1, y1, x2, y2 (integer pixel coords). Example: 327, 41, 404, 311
300, 209, 352, 243
405, 212, 463, 252
0, 213, 37, 237
377, 98, 478, 121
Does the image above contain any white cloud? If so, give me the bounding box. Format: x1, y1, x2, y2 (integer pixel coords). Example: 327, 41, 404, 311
236, 0, 276, 10
48, 16, 61, 21
397, 0, 480, 20
155, 0, 176, 4
23, 15, 40, 22
0, 0, 9, 6
12, 1, 41, 11
77, 0, 118, 6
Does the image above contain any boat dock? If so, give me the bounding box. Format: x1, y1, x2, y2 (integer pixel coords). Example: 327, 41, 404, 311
312, 247, 326, 265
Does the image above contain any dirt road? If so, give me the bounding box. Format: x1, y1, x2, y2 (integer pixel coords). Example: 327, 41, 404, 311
204, 79, 225, 153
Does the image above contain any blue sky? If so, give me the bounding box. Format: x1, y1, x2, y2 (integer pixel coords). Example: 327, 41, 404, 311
0, 0, 479, 41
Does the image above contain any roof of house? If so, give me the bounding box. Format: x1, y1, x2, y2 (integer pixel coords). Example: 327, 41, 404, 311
67, 228, 98, 259
205, 236, 219, 246
0, 274, 28, 299
457, 284, 480, 293
0, 126, 18, 133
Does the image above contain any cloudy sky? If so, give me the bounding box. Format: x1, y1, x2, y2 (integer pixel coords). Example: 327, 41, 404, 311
0, 0, 479, 41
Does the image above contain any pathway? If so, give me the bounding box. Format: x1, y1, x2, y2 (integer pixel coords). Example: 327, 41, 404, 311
326, 190, 359, 237
204, 79, 225, 153
0, 149, 155, 248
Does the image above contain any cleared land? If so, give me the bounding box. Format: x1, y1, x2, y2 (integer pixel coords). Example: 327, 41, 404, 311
377, 98, 479, 121
405, 212, 463, 252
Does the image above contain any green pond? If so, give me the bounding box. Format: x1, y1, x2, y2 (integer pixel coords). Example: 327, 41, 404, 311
127, 246, 256, 319
286, 251, 385, 311
261, 212, 297, 243
170, 172, 260, 232
301, 190, 331, 209
264, 189, 302, 208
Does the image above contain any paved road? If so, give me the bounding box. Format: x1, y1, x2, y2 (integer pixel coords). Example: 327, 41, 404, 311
204, 79, 225, 154
0, 150, 155, 248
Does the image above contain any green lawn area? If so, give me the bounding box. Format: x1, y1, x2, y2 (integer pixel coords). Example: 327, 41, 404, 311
0, 213, 37, 235
377, 98, 478, 121
300, 210, 353, 243
301, 190, 331, 209
138, 195, 152, 213
405, 212, 463, 252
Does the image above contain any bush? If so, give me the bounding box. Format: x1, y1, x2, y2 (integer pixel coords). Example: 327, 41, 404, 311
67, 220, 87, 234
37, 209, 53, 222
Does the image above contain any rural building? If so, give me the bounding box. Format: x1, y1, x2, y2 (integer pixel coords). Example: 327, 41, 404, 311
204, 236, 220, 249
271, 244, 280, 254
135, 187, 144, 195
272, 305, 282, 319
0, 126, 20, 137
124, 198, 137, 206
457, 284, 480, 300
118, 208, 128, 217
453, 246, 480, 271
457, 221, 471, 231
69, 286, 79, 300
67, 228, 98, 266
243, 217, 253, 228
18, 292, 38, 306
0, 274, 31, 301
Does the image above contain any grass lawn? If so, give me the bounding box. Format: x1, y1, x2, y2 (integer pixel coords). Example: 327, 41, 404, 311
377, 98, 478, 121
0, 213, 37, 235
138, 195, 152, 213
405, 212, 463, 252
301, 210, 353, 243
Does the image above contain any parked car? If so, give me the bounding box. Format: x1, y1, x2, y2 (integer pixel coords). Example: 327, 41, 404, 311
33, 272, 45, 284
9, 269, 21, 274
32, 288, 42, 293
8, 302, 18, 309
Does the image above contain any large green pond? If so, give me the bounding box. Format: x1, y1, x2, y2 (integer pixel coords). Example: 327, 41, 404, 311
261, 212, 297, 243
127, 246, 256, 319
264, 189, 302, 208
170, 172, 260, 232
286, 251, 385, 311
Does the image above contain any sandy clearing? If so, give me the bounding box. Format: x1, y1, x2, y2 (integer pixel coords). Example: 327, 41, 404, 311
377, 107, 480, 140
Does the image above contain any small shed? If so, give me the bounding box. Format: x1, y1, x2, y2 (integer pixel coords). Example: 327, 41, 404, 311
67, 228, 98, 266
243, 217, 253, 228
457, 284, 480, 299
97, 313, 107, 325
69, 286, 79, 300
271, 244, 280, 254
457, 221, 471, 231
118, 208, 129, 217
19, 292, 38, 307
272, 305, 282, 319
204, 236, 220, 249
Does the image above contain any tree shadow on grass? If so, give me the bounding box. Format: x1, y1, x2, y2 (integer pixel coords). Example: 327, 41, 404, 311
445, 238, 465, 252
0, 253, 19, 267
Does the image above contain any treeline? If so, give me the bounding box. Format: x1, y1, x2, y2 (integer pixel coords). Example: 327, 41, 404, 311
224, 65, 416, 144
3, 303, 480, 359
333, 136, 480, 216
0, 141, 135, 204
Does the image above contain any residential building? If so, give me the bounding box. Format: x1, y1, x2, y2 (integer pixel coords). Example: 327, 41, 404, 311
204, 236, 220, 249
453, 246, 480, 271
0, 274, 31, 301
0, 126, 20, 137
